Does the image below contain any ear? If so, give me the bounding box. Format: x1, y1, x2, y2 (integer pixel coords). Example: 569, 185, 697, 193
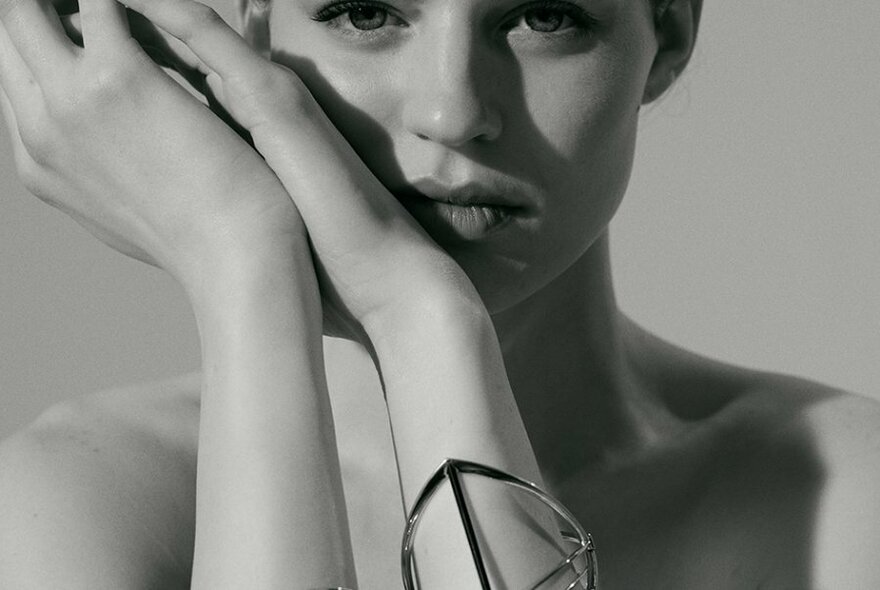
642, 0, 703, 104
237, 0, 272, 58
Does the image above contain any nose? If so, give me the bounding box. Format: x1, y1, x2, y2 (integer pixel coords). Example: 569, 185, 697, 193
402, 25, 502, 147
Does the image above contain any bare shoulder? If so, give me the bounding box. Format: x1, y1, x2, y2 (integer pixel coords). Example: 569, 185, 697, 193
0, 374, 201, 590
788, 386, 880, 588
732, 373, 880, 471
728, 375, 880, 588
638, 322, 880, 587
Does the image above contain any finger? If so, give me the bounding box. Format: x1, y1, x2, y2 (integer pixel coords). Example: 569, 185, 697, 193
59, 11, 82, 44
61, 9, 197, 70
262, 110, 424, 259
0, 25, 42, 113
0, 84, 32, 194
0, 80, 57, 196
119, 0, 259, 79
0, 84, 24, 156
0, 0, 76, 76
126, 9, 205, 71
122, 0, 412, 257
0, 84, 51, 200
79, 0, 131, 50
57, 5, 248, 138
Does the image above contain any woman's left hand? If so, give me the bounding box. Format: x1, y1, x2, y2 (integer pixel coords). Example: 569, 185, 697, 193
117, 0, 484, 337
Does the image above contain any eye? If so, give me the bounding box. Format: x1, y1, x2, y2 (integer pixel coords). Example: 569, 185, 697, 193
524, 8, 571, 32
348, 6, 387, 30
312, 1, 405, 32
504, 1, 597, 35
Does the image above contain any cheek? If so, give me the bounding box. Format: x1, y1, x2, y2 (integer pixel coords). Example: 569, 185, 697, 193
524, 49, 646, 178
519, 50, 648, 236
308, 67, 410, 182
267, 27, 403, 173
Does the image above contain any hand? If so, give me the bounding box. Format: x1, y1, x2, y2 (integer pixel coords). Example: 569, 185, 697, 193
118, 0, 485, 334
53, 4, 254, 142
0, 0, 301, 287
116, 10, 576, 589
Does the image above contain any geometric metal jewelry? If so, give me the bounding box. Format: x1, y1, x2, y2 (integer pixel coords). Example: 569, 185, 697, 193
401, 459, 597, 589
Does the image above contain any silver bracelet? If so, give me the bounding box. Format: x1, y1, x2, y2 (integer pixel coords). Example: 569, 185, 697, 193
401, 458, 598, 589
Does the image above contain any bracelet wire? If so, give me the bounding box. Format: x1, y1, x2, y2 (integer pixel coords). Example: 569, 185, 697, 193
401, 459, 597, 589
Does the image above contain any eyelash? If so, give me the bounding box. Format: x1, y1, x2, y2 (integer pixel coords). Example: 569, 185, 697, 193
311, 1, 404, 28
310, 1, 599, 37
504, 1, 599, 35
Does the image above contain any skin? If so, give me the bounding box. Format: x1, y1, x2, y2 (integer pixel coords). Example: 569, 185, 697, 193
271, 0, 654, 314
1, 0, 880, 588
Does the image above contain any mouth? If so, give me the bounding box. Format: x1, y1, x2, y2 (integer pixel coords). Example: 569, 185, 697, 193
392, 179, 528, 242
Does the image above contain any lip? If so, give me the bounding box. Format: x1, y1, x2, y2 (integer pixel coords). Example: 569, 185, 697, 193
392, 178, 529, 241
401, 178, 530, 209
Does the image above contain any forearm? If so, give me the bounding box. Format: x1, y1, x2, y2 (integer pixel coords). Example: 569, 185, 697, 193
370, 299, 537, 494
186, 239, 356, 590
368, 297, 567, 588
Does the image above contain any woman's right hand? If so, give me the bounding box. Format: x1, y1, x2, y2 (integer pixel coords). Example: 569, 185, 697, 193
0, 0, 301, 288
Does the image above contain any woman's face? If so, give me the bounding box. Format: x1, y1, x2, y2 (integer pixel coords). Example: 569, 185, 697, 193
267, 0, 659, 312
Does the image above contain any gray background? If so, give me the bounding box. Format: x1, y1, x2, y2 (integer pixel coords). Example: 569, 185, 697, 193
2, 0, 879, 439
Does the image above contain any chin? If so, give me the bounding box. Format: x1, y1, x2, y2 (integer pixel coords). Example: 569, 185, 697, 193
447, 248, 551, 316
448, 229, 608, 317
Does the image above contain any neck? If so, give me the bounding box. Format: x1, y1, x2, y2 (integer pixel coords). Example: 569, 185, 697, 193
491, 234, 679, 485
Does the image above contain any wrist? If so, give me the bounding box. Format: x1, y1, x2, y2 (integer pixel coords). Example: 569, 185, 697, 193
180, 230, 307, 317
362, 274, 490, 351
181, 231, 325, 379
364, 293, 543, 498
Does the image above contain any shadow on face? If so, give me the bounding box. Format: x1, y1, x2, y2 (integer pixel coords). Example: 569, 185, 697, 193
268, 2, 650, 312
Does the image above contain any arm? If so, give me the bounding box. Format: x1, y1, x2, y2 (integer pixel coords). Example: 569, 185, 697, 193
127, 3, 576, 587
0, 248, 357, 590
370, 299, 569, 587
187, 238, 358, 589
0, 0, 356, 587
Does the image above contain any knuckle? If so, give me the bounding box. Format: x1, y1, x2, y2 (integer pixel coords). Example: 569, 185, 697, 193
14, 156, 59, 208
181, 4, 224, 41
89, 64, 138, 98
18, 123, 59, 167
257, 66, 309, 106
47, 67, 137, 118
42, 91, 76, 121
270, 66, 307, 93
14, 154, 44, 192
41, 92, 75, 122
226, 65, 312, 126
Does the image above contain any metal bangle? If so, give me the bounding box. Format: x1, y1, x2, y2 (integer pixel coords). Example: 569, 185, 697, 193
401, 458, 597, 589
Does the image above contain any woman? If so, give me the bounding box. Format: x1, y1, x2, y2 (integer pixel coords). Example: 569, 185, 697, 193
0, 0, 878, 588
